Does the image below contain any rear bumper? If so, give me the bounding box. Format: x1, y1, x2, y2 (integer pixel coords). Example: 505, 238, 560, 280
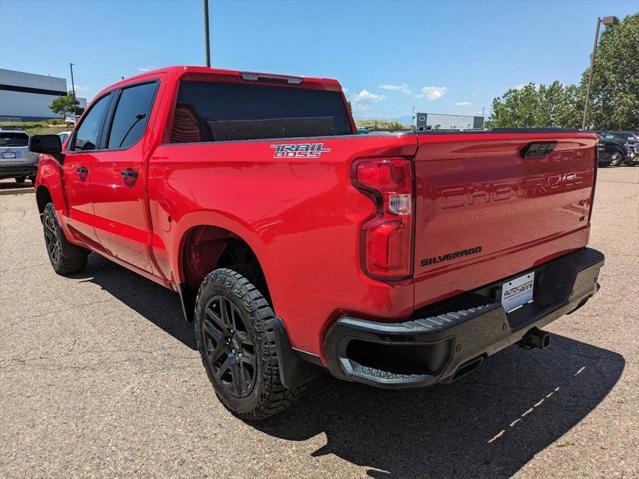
324, 247, 604, 389
0, 164, 38, 178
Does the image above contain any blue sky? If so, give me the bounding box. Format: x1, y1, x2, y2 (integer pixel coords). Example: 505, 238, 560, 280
1, 0, 637, 119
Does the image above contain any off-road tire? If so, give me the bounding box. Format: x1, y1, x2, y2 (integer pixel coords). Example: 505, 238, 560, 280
195, 267, 303, 420
15, 176, 26, 184
42, 202, 88, 275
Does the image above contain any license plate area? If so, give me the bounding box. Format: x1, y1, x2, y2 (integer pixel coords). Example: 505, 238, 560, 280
501, 272, 535, 313
2, 152, 17, 159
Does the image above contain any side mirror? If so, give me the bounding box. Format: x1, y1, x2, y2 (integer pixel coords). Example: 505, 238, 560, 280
29, 135, 64, 163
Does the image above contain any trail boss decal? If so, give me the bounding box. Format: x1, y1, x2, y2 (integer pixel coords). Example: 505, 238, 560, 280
271, 143, 331, 158
421, 246, 482, 267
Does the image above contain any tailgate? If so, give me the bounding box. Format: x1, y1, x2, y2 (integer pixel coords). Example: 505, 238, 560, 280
412, 132, 598, 309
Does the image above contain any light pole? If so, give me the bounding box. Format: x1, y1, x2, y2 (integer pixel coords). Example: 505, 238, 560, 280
203, 0, 211, 67
582, 15, 618, 130
69, 62, 77, 123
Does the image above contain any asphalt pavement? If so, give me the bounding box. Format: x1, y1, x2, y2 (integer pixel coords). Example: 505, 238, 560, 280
1, 167, 637, 478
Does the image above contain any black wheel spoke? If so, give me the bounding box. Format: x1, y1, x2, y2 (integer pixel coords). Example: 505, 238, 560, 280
230, 304, 242, 332
203, 318, 225, 366
235, 329, 251, 345
203, 317, 223, 342
44, 224, 54, 239
220, 298, 232, 327
215, 356, 232, 381
240, 350, 256, 368
232, 362, 245, 395
205, 306, 228, 334
43, 217, 56, 240
208, 342, 225, 365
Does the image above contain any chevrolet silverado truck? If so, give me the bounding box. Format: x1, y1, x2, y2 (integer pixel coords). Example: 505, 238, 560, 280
29, 66, 604, 420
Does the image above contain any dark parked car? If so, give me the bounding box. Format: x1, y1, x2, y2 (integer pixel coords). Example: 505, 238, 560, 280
0, 130, 39, 183
597, 132, 627, 167
608, 131, 638, 165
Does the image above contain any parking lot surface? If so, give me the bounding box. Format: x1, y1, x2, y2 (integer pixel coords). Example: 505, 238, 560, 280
1, 168, 637, 478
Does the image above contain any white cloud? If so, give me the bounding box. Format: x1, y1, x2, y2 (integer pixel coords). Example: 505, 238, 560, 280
513, 84, 527, 90
454, 101, 472, 107
349, 89, 386, 113
72, 84, 89, 92
379, 83, 411, 95
351, 89, 386, 105
137, 66, 153, 72
418, 86, 447, 101
352, 89, 386, 103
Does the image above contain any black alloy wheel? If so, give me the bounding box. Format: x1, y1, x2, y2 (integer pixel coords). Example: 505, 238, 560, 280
202, 295, 257, 398
41, 203, 88, 275
43, 208, 62, 266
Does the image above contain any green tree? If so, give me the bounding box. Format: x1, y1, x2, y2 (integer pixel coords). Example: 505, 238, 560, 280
49, 93, 78, 117
490, 82, 582, 128
489, 13, 638, 130
584, 13, 639, 130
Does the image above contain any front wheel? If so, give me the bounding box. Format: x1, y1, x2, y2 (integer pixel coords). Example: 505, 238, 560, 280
195, 268, 303, 420
42, 203, 88, 275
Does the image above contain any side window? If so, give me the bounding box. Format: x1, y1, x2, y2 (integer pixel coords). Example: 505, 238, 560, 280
106, 82, 157, 149
72, 93, 111, 151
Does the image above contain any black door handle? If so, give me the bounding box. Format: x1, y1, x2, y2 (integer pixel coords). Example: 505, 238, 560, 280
120, 169, 139, 180
76, 167, 88, 175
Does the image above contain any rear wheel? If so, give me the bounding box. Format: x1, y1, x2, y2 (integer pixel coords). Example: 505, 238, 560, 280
42, 203, 88, 275
195, 267, 303, 420
15, 176, 26, 184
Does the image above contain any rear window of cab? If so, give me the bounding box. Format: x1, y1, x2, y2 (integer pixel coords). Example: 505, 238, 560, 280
171, 80, 352, 143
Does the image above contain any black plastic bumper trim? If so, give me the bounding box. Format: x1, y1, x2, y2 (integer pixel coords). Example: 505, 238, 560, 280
324, 247, 604, 389
0, 166, 38, 177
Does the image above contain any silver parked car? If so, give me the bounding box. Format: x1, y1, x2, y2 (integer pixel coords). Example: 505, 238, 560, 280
0, 130, 39, 183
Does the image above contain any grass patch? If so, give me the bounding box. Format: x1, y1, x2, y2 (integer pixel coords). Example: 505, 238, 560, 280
355, 119, 410, 131
0, 120, 69, 136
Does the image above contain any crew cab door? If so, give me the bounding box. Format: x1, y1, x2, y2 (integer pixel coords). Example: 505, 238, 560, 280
88, 80, 159, 272
62, 92, 114, 245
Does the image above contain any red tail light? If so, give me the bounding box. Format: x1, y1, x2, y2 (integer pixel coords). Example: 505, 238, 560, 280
352, 157, 414, 280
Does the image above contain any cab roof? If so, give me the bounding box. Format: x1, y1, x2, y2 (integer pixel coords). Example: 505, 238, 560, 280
101, 65, 343, 97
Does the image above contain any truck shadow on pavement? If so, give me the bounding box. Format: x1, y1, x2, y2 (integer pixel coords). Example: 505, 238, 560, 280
80, 254, 624, 479
257, 337, 624, 478
80, 254, 197, 350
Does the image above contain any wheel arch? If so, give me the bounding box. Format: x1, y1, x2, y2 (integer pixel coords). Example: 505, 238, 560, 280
174, 217, 272, 322
35, 185, 53, 215
34, 161, 66, 216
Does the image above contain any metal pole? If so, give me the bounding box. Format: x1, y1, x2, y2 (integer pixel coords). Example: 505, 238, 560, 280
69, 62, 77, 123
203, 0, 211, 67
582, 18, 601, 130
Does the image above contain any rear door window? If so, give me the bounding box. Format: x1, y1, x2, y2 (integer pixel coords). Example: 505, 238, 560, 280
171, 80, 352, 143
106, 81, 157, 149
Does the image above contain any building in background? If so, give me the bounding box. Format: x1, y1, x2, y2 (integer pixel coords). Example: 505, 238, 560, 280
415, 112, 484, 131
0, 68, 86, 121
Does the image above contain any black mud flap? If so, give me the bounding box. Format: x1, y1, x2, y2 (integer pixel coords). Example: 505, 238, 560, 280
178, 283, 194, 322
272, 317, 320, 390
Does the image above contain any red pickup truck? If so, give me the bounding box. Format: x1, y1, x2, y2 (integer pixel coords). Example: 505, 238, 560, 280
29, 66, 604, 420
